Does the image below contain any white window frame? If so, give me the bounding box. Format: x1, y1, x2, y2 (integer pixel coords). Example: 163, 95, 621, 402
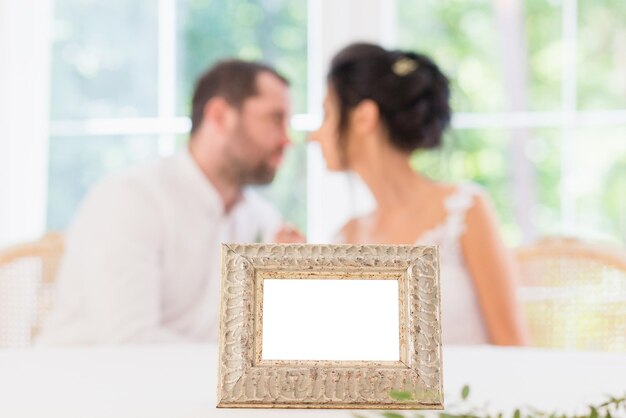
3, 0, 625, 247
0, 0, 52, 248
306, 0, 626, 243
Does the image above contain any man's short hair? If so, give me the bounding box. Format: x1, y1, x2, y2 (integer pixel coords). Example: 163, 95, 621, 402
190, 60, 289, 134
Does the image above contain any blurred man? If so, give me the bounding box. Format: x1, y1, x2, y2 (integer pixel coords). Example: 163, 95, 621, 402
39, 60, 303, 344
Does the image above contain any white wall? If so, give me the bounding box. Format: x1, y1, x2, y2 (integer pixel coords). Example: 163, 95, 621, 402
0, 0, 53, 247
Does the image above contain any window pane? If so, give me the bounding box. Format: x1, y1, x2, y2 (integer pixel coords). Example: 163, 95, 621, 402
410, 128, 562, 245
573, 127, 626, 243
397, 1, 503, 112
47, 136, 160, 230
530, 129, 562, 240
50, 0, 159, 119
176, 0, 308, 116
396, 0, 562, 112
577, 0, 626, 110
526, 0, 563, 112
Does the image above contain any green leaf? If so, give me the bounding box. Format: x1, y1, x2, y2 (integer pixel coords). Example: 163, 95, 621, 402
389, 389, 414, 401
461, 384, 470, 400
590, 406, 599, 418
381, 412, 406, 418
513, 408, 521, 418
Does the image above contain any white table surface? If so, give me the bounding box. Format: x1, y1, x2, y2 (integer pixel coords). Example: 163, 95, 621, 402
1, 344, 625, 417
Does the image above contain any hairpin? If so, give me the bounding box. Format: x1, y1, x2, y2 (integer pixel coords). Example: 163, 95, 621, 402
392, 56, 419, 76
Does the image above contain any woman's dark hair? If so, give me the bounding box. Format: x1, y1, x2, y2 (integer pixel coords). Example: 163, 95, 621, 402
328, 43, 451, 153
190, 60, 289, 134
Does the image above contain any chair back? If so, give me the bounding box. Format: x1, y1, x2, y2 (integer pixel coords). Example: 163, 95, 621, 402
516, 237, 626, 352
0, 233, 63, 347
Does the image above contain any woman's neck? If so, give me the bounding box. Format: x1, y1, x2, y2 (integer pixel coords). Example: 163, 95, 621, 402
350, 143, 428, 215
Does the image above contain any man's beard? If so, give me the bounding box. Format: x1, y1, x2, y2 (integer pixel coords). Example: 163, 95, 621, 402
224, 122, 280, 186
240, 160, 276, 185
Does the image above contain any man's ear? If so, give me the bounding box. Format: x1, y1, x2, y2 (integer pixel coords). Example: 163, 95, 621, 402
351, 99, 380, 135
203, 97, 234, 133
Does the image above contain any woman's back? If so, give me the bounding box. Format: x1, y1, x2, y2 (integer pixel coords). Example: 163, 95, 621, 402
311, 42, 528, 346
415, 182, 490, 344
338, 181, 490, 345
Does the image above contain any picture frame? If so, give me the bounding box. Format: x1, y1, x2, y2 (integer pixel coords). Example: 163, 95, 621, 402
217, 243, 443, 410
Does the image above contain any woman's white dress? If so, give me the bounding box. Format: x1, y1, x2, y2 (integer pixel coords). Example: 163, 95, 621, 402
336, 182, 490, 345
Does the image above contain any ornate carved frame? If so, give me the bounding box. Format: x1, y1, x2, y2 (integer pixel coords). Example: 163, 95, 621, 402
217, 243, 443, 409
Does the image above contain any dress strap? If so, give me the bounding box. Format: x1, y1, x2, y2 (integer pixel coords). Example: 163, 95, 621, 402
442, 182, 482, 241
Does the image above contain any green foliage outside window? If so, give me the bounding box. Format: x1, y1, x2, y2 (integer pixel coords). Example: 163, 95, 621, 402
177, 0, 307, 115
47, 0, 624, 245
398, 0, 625, 245
47, 0, 308, 232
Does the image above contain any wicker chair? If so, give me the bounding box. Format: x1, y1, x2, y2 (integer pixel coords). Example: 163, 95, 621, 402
0, 233, 63, 347
516, 237, 626, 352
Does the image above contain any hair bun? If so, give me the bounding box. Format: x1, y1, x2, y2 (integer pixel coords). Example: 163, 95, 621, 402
329, 43, 451, 153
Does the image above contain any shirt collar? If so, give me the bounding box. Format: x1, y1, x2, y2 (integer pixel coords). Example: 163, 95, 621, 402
176, 148, 230, 216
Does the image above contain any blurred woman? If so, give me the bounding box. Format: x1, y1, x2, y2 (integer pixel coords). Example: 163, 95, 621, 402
310, 43, 528, 345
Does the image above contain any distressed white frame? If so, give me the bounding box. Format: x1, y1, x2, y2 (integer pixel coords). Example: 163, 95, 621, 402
217, 243, 443, 409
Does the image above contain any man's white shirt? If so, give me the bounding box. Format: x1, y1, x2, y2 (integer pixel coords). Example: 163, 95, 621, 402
38, 150, 282, 344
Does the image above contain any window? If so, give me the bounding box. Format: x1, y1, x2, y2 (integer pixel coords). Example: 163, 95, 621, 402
397, 0, 626, 245
48, 0, 308, 232
46, 0, 625, 245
